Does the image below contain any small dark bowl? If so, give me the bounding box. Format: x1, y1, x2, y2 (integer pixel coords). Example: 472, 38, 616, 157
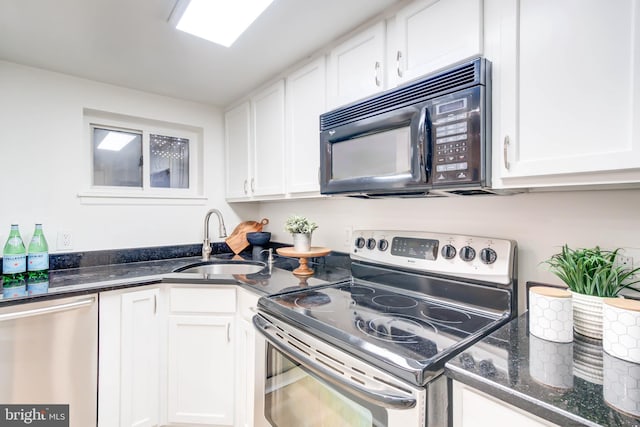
246, 231, 271, 246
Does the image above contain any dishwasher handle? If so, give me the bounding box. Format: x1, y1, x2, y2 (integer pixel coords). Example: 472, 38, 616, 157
0, 296, 96, 322
253, 314, 417, 410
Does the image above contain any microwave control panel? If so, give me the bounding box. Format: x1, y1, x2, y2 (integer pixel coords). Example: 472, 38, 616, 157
428, 86, 485, 187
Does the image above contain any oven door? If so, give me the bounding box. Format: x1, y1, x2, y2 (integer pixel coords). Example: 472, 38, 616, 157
253, 313, 437, 427
319, 104, 431, 196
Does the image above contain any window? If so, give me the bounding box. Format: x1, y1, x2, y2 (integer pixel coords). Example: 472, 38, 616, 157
93, 127, 143, 187
81, 109, 204, 204
149, 134, 189, 189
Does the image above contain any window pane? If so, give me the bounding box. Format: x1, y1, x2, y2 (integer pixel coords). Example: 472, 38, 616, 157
93, 127, 143, 187
150, 134, 190, 189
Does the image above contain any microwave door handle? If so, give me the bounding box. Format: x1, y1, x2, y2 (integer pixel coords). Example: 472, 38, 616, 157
253, 314, 417, 410
418, 107, 431, 175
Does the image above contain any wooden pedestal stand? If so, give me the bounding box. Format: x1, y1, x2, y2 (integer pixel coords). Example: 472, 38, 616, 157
276, 246, 331, 277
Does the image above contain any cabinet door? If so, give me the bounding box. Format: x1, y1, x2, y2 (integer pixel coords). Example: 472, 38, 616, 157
452, 381, 559, 427
99, 287, 160, 427
225, 102, 251, 199
395, 0, 482, 84
286, 57, 326, 195
167, 314, 235, 425
487, 0, 640, 188
327, 22, 386, 109
121, 289, 160, 427
252, 80, 286, 197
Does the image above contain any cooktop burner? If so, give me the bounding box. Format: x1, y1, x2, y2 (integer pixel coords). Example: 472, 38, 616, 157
372, 294, 418, 309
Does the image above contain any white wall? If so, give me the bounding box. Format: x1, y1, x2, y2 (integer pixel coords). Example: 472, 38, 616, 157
257, 189, 640, 306
0, 60, 258, 251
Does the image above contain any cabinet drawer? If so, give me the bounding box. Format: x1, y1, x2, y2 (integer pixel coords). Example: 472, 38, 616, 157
170, 287, 236, 313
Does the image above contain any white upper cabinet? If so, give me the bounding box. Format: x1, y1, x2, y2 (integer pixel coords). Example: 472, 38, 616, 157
327, 22, 386, 109
395, 0, 483, 84
224, 102, 251, 199
487, 0, 640, 188
252, 80, 286, 197
286, 57, 326, 195
225, 80, 286, 200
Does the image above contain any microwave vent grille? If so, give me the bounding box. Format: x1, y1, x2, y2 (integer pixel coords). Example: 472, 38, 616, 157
321, 58, 484, 130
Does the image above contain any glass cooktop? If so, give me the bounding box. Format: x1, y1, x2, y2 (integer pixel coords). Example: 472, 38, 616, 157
259, 278, 509, 384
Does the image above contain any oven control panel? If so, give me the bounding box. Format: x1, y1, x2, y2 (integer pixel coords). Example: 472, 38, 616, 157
351, 230, 516, 285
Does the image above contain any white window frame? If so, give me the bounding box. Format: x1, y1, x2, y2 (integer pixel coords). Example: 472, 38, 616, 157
79, 109, 206, 205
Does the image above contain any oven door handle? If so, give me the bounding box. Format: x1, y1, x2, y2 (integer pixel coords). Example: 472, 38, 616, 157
253, 314, 417, 410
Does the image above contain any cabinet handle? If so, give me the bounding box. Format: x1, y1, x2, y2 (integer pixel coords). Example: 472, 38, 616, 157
153, 293, 157, 315
226, 323, 231, 342
250, 178, 255, 192
374, 62, 381, 87
317, 167, 321, 185
243, 179, 248, 194
396, 51, 403, 78
503, 135, 511, 170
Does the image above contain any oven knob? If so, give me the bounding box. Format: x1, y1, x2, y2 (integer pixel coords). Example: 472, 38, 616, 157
441, 244, 457, 260
366, 238, 377, 250
378, 239, 389, 251
460, 246, 476, 262
355, 237, 365, 249
480, 248, 498, 264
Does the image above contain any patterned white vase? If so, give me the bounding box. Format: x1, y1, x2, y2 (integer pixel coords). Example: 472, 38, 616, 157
571, 292, 605, 339
603, 298, 640, 363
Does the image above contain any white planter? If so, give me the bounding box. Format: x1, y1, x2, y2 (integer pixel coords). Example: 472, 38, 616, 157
292, 233, 312, 252
571, 292, 606, 339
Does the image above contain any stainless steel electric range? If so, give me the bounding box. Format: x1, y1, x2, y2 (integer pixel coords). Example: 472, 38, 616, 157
253, 230, 517, 427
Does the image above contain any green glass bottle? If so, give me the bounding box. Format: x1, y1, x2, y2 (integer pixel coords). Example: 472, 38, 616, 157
27, 223, 49, 273
3, 224, 26, 276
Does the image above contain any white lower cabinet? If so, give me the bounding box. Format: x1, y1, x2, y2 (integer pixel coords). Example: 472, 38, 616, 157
451, 380, 559, 427
99, 286, 161, 427
167, 287, 237, 426
99, 284, 263, 427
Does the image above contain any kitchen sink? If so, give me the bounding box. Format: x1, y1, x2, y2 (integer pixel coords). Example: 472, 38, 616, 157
173, 260, 266, 275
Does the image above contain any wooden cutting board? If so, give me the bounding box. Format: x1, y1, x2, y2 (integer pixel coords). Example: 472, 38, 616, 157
225, 218, 269, 254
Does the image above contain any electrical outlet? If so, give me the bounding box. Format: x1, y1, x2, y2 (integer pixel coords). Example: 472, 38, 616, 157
56, 231, 73, 251
616, 254, 634, 270
343, 227, 353, 248
615, 247, 640, 278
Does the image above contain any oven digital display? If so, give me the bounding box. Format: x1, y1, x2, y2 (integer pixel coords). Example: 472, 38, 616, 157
390, 237, 439, 260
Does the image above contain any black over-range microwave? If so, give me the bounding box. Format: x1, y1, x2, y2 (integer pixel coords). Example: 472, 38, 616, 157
320, 57, 498, 198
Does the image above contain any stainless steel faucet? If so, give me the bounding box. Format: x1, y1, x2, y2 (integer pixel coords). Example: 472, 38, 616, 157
202, 209, 227, 261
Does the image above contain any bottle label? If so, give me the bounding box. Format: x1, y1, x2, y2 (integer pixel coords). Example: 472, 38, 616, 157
3, 254, 26, 274
27, 252, 49, 271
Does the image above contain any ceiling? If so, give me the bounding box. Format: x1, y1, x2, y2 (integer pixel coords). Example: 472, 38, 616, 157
0, 0, 401, 107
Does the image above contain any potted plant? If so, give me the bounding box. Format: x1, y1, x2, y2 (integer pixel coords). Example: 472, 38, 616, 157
284, 215, 318, 252
544, 245, 640, 339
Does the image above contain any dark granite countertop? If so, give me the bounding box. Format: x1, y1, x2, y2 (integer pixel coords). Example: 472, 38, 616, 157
445, 313, 640, 427
0, 247, 352, 306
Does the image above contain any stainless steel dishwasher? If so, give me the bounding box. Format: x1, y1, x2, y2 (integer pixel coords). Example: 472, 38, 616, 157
0, 294, 98, 426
